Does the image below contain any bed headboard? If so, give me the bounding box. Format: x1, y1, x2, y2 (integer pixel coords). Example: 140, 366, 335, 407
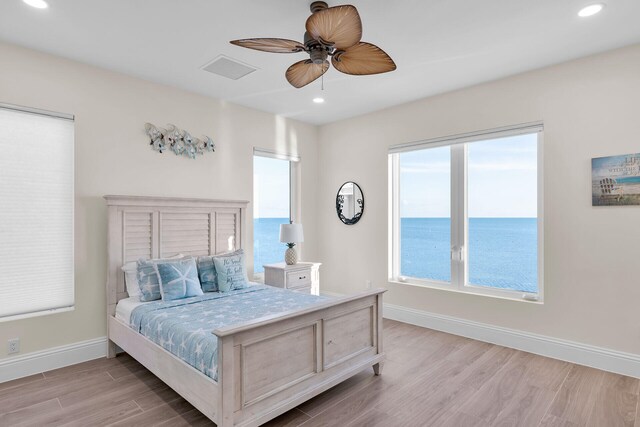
104, 195, 249, 316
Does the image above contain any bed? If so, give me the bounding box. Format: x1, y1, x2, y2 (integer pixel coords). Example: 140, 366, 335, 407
105, 195, 385, 427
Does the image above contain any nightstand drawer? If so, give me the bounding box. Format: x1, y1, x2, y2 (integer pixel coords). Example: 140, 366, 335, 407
263, 262, 321, 296
286, 270, 312, 288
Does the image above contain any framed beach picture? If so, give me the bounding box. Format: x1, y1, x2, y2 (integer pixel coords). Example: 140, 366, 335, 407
592, 153, 640, 206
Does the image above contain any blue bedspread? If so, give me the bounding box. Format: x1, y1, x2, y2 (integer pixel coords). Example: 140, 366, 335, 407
129, 284, 326, 381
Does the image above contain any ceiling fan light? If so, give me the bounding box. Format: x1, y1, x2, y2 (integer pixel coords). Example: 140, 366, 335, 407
313, 97, 325, 104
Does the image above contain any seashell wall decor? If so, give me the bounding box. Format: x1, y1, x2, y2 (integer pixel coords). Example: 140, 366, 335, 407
144, 123, 215, 159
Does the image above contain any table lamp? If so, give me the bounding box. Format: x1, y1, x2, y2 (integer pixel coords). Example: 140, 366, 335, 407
279, 223, 304, 265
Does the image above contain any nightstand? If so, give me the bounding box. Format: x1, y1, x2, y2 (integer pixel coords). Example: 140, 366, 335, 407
263, 262, 321, 295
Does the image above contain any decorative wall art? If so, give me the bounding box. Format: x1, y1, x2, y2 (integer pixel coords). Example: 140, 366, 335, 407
592, 152, 640, 206
144, 123, 215, 159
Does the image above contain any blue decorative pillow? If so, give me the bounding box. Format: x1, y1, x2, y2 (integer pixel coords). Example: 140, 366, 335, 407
136, 259, 162, 302
197, 249, 243, 292
135, 254, 184, 301
155, 258, 204, 301
213, 250, 248, 292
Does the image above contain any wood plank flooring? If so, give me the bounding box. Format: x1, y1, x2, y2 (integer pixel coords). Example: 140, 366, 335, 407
1, 320, 638, 426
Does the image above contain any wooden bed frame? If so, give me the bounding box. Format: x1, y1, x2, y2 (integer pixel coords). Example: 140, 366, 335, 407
105, 195, 385, 427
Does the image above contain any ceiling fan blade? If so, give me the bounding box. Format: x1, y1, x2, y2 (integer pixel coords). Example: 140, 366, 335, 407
305, 5, 362, 50
230, 38, 305, 53
285, 59, 329, 88
331, 42, 396, 75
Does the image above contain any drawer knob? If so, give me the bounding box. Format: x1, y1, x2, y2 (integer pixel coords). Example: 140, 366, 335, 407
299, 276, 306, 279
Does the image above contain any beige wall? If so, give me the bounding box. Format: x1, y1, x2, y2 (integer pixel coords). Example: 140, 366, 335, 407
0, 42, 319, 358
2, 39, 639, 362
318, 44, 640, 355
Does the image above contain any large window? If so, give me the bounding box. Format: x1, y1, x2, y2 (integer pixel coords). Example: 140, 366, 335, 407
253, 150, 298, 275
390, 123, 543, 301
0, 104, 74, 321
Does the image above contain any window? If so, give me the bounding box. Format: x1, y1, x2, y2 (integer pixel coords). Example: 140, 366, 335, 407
0, 104, 74, 321
389, 123, 543, 301
399, 146, 451, 283
253, 149, 299, 276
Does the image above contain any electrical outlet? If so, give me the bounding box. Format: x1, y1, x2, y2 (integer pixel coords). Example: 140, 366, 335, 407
366, 280, 372, 289
8, 338, 20, 355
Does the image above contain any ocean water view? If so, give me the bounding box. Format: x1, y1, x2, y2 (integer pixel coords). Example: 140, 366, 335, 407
254, 218, 289, 273
256, 217, 537, 292
401, 218, 537, 292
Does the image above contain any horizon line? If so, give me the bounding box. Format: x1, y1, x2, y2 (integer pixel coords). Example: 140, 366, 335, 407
254, 216, 538, 219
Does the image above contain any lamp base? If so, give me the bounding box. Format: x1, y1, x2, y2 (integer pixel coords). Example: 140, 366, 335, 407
285, 247, 298, 265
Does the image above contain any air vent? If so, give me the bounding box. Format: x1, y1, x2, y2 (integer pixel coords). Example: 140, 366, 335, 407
201, 55, 257, 80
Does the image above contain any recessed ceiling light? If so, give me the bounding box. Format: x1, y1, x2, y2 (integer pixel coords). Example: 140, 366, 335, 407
313, 97, 325, 104
22, 0, 48, 8
578, 3, 604, 17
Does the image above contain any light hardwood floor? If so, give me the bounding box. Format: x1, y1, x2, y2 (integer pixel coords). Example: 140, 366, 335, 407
1, 320, 638, 426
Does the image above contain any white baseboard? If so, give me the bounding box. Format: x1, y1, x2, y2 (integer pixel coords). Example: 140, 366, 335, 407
384, 303, 640, 379
0, 336, 107, 383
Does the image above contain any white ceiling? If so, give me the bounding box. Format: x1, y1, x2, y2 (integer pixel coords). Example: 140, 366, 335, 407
1, 0, 639, 125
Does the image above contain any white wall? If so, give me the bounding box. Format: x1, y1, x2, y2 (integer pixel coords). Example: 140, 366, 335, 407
318, 44, 640, 355
0, 41, 319, 358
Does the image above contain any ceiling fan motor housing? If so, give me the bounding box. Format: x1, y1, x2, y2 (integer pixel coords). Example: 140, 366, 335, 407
304, 30, 331, 64
309, 47, 328, 64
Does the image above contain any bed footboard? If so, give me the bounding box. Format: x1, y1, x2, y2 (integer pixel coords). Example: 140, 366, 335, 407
214, 289, 385, 427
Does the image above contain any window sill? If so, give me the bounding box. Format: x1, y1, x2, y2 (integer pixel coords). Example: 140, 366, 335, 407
388, 278, 543, 304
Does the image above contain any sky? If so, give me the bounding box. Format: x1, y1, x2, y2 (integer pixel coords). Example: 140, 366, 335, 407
254, 155, 290, 218
399, 133, 538, 218
253, 133, 538, 219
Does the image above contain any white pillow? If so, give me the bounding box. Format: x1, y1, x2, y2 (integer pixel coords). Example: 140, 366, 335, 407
121, 253, 184, 298
121, 262, 141, 298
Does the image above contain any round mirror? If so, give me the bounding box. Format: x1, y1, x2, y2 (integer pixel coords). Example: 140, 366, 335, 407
336, 182, 364, 225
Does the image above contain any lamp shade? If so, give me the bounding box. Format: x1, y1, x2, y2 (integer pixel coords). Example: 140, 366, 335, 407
279, 223, 304, 243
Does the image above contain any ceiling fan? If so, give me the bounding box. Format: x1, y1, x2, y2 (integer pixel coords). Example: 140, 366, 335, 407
230, 1, 396, 88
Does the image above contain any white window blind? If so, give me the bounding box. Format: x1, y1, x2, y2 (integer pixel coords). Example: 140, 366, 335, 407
0, 104, 74, 320
253, 148, 301, 162
388, 122, 544, 154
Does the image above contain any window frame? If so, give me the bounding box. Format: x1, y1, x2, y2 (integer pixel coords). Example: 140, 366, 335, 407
388, 123, 544, 303
252, 148, 300, 281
